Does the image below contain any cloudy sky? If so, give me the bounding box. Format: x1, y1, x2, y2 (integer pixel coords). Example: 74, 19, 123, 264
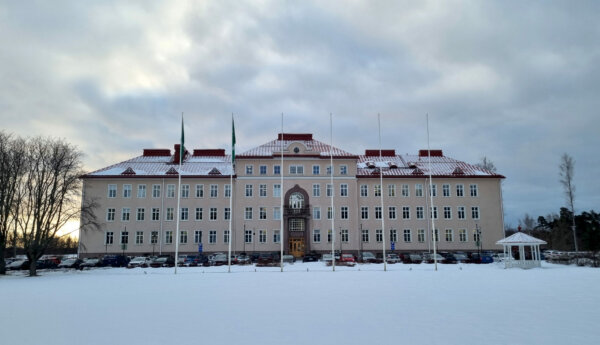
1, 0, 599, 227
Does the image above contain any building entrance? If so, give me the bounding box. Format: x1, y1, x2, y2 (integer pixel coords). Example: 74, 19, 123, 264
289, 238, 305, 257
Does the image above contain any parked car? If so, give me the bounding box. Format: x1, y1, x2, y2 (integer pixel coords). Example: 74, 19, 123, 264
386, 253, 400, 264
470, 253, 493, 264
237, 254, 251, 265
127, 256, 152, 268
150, 256, 175, 268
402, 253, 422, 264
36, 258, 59, 269
101, 255, 129, 267
441, 254, 457, 264
360, 252, 379, 263
340, 253, 356, 266
453, 253, 470, 263
58, 258, 83, 269
282, 255, 295, 263
209, 253, 228, 266
424, 253, 445, 264
79, 258, 102, 269
256, 252, 275, 265
302, 253, 319, 262
6, 259, 29, 270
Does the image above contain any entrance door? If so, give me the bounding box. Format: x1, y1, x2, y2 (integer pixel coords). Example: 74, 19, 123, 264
289, 238, 305, 257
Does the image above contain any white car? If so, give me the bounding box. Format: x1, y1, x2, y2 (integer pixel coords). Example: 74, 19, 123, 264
127, 256, 152, 268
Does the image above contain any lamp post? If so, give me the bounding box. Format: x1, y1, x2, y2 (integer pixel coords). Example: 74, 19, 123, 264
151, 232, 157, 256
339, 226, 343, 255
475, 224, 482, 256
243, 223, 246, 253
253, 229, 256, 254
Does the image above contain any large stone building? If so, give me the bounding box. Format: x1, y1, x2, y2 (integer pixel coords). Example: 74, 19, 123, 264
79, 133, 505, 258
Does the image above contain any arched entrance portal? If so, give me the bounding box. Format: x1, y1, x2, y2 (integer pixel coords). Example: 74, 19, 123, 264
284, 185, 310, 257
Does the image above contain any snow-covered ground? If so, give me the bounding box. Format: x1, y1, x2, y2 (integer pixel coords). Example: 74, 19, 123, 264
1, 262, 598, 345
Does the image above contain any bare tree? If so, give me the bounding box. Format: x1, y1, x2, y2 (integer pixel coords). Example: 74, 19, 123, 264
519, 213, 536, 234
17, 137, 85, 276
0, 132, 27, 275
475, 156, 498, 174
559, 153, 578, 251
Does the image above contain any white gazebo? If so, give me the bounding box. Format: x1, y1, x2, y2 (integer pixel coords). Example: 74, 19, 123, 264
496, 232, 547, 269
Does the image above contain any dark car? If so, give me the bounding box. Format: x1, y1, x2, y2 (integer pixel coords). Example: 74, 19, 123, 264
402, 253, 422, 264
470, 253, 493, 264
79, 258, 102, 269
256, 252, 275, 265
58, 258, 83, 269
453, 253, 470, 263
36, 258, 59, 269
302, 253, 319, 262
441, 254, 457, 264
101, 255, 129, 267
150, 256, 175, 267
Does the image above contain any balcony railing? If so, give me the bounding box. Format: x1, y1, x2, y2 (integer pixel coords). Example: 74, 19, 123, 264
284, 205, 311, 217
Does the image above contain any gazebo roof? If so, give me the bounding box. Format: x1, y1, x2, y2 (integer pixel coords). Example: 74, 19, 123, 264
496, 232, 547, 245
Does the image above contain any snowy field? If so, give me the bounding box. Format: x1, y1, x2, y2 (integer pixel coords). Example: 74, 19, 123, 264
1, 262, 598, 345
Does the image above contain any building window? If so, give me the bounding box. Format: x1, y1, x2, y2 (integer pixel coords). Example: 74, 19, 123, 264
360, 184, 368, 197
224, 208, 231, 220
259, 184, 267, 197
340, 165, 348, 175
107, 208, 115, 222
417, 229, 425, 243
259, 165, 267, 175
432, 229, 440, 242
389, 229, 398, 243
223, 230, 230, 244
341, 206, 349, 220
273, 230, 280, 243
312, 184, 320, 197
259, 230, 267, 243
246, 165, 253, 175
388, 184, 396, 197
327, 207, 333, 220
326, 165, 332, 175
194, 231, 202, 244
471, 207, 480, 219
327, 230, 332, 243
403, 229, 412, 243
416, 206, 424, 220
459, 229, 467, 242
195, 208, 203, 221
443, 206, 452, 220
442, 184, 450, 197
181, 184, 190, 198
415, 184, 423, 197
313, 207, 321, 220
151, 231, 159, 244
362, 229, 369, 242
470, 184, 478, 197
245, 230, 252, 243
473, 230, 480, 243
401, 184, 409, 197
458, 206, 465, 220
105, 232, 114, 245
166, 208, 174, 221
429, 184, 437, 197
273, 184, 281, 197
376, 229, 383, 243
152, 184, 161, 198
430, 206, 438, 219
225, 184, 231, 198
152, 208, 160, 221
210, 208, 218, 221
181, 207, 189, 221
195, 184, 204, 198
167, 184, 175, 198
273, 165, 281, 175
389, 206, 397, 220
374, 184, 381, 197
341, 229, 349, 242
402, 206, 410, 220
340, 184, 348, 197
245, 207, 253, 220
361, 207, 369, 220
209, 230, 217, 244
456, 184, 464, 197
108, 184, 117, 198
165, 231, 173, 244
445, 229, 453, 242
375, 207, 382, 220
137, 184, 146, 198
259, 207, 267, 220
136, 208, 145, 221
210, 184, 218, 198
313, 229, 321, 243
245, 184, 253, 197
180, 231, 188, 244
313, 165, 320, 175
273, 207, 281, 220
122, 208, 130, 222
326, 184, 333, 197
121, 231, 129, 244
289, 165, 304, 175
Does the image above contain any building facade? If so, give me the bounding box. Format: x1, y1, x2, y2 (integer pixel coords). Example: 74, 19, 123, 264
79, 133, 505, 258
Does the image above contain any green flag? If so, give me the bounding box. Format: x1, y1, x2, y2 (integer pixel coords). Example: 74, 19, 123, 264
232, 116, 236, 164
180, 116, 185, 163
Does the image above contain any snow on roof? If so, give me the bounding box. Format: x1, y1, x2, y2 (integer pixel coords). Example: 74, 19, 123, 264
239, 134, 356, 158
496, 232, 547, 245
84, 154, 233, 178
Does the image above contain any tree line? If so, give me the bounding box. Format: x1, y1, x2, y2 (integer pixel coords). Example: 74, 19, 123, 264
0, 131, 97, 276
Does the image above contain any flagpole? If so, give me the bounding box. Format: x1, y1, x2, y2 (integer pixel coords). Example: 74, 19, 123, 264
175, 113, 184, 275
280, 113, 284, 272
379, 114, 387, 272
330, 113, 335, 272
228, 114, 235, 273
427, 114, 438, 271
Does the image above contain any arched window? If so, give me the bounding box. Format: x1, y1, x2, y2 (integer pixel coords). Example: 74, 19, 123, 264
289, 192, 304, 209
